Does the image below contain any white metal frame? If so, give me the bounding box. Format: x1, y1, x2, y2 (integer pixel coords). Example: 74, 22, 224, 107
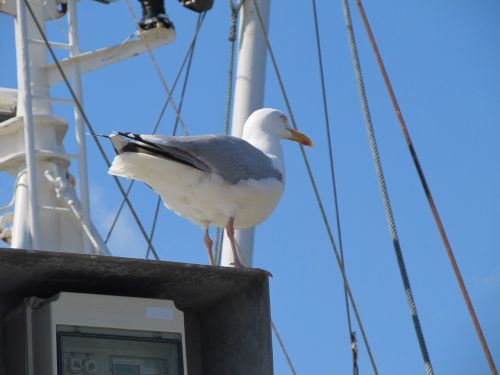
0, 0, 175, 254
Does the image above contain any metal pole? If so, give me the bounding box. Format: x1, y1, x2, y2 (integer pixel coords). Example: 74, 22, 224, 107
15, 0, 41, 249
67, 0, 92, 253
220, 0, 270, 267
11, 169, 31, 249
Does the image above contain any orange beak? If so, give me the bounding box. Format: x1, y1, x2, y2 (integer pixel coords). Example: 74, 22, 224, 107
286, 128, 313, 147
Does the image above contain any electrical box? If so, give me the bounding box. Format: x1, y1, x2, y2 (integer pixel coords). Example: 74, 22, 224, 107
7, 292, 187, 375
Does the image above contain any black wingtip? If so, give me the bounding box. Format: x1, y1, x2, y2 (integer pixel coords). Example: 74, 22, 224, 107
88, 132, 111, 139
116, 131, 140, 140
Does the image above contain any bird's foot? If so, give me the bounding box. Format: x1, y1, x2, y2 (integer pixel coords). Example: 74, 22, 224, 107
203, 228, 216, 266
230, 260, 246, 268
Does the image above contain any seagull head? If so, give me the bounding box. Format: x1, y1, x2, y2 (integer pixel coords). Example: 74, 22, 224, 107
244, 108, 313, 147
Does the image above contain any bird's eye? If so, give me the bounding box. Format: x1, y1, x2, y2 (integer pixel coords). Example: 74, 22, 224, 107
279, 114, 288, 122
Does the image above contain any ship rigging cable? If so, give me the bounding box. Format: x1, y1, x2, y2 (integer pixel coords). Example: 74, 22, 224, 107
213, 0, 246, 266
211, 3, 298, 373
22, 0, 161, 259
271, 320, 298, 375
251, 1, 379, 374
354, 1, 498, 373
311, 1, 357, 374
340, 0, 434, 374
104, 13, 206, 248
124, 0, 190, 136
145, 13, 205, 259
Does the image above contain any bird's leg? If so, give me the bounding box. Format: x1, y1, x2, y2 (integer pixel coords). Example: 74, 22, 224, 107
203, 228, 215, 266
226, 217, 245, 268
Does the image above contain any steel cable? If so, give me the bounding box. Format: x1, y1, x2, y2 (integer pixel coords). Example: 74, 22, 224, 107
354, 1, 498, 373
124, 0, 190, 135
252, 1, 379, 373
311, 2, 357, 373
145, 13, 204, 259
271, 320, 298, 375
214, 3, 299, 373
145, 196, 162, 259
104, 13, 206, 246
213, 0, 244, 266
340, 0, 434, 373
108, 4, 206, 248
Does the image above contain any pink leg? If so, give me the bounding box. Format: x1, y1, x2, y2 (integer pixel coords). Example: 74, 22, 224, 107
203, 228, 215, 266
226, 217, 245, 268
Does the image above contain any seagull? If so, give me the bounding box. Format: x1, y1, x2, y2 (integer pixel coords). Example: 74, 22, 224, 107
106, 108, 313, 267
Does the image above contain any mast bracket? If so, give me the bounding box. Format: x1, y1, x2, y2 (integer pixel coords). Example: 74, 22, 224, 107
42, 26, 175, 86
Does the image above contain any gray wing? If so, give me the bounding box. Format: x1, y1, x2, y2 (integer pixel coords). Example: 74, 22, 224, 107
122, 133, 282, 184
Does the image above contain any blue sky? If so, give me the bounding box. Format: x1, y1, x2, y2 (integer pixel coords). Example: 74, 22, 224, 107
1, 1, 499, 374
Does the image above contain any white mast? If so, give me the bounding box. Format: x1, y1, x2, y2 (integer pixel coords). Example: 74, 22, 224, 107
13, 0, 41, 249
10, 0, 63, 251
220, 0, 270, 267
